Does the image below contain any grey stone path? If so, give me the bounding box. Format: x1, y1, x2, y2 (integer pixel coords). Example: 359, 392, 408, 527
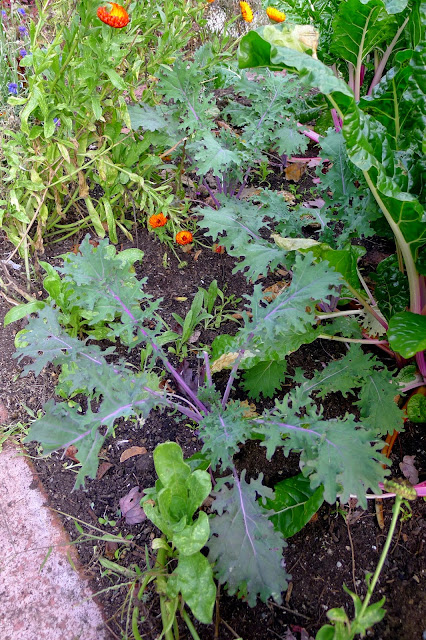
0, 445, 109, 640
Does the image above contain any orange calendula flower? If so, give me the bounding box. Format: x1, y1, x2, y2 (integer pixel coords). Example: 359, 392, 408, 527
239, 1, 253, 22
266, 6, 286, 22
97, 2, 129, 28
149, 213, 168, 228
176, 231, 193, 245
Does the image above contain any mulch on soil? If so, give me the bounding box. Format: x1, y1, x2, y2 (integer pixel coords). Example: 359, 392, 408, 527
1, 168, 425, 640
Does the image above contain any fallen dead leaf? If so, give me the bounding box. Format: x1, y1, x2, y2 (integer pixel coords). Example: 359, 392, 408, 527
285, 162, 307, 182
239, 400, 258, 418
263, 280, 289, 302
119, 487, 146, 525
105, 540, 118, 559
193, 249, 202, 261
65, 445, 79, 463
120, 446, 148, 463
96, 461, 114, 480
399, 455, 419, 485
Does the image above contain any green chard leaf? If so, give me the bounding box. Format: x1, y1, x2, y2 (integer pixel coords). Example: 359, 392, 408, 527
370, 255, 410, 321
265, 474, 324, 538
167, 552, 216, 624
387, 311, 426, 357
207, 471, 289, 606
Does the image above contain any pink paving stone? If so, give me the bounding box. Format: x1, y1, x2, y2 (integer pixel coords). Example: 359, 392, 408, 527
0, 445, 110, 640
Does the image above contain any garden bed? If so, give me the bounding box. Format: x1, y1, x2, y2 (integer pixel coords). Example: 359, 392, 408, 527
1, 220, 425, 640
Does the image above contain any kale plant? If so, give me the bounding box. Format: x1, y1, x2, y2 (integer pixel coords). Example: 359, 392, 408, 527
13, 236, 397, 608
128, 45, 310, 204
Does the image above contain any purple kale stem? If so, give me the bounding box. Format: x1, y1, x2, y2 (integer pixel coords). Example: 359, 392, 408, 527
367, 16, 409, 96
221, 332, 254, 408
232, 467, 256, 553
202, 178, 221, 208
142, 386, 202, 422
236, 167, 251, 199
106, 287, 209, 415
215, 175, 223, 193
254, 418, 338, 449
257, 89, 278, 131
204, 351, 213, 387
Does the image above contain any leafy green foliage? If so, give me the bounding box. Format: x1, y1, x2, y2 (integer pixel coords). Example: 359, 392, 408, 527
388, 312, 426, 357
7, 239, 147, 343
330, 0, 398, 69
198, 401, 254, 471
406, 393, 426, 423
142, 443, 216, 625
255, 385, 388, 507
264, 473, 324, 538
129, 49, 309, 195
294, 344, 404, 436
241, 360, 288, 399
207, 471, 289, 606
370, 255, 410, 321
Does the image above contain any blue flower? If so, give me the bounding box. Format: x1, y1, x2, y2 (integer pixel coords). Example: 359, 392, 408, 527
8, 83, 18, 95
53, 117, 61, 128
19, 48, 27, 57
18, 8, 26, 16
18, 25, 28, 35
1, 10, 7, 18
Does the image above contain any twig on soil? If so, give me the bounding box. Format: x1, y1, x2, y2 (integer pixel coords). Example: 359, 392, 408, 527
269, 600, 311, 620
221, 618, 242, 639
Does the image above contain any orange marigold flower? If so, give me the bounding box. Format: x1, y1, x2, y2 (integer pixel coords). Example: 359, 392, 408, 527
97, 2, 129, 28
239, 1, 253, 22
266, 6, 286, 22
149, 213, 168, 228
207, 0, 215, 3
176, 231, 193, 245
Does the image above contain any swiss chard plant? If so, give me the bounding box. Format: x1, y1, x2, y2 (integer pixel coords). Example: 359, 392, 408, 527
12, 236, 400, 610
206, 0, 426, 385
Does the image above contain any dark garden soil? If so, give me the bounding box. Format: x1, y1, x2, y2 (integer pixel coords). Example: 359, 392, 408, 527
1, 185, 425, 640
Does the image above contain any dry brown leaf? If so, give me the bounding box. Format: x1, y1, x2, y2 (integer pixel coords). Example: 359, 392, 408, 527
211, 351, 239, 374
96, 461, 114, 480
120, 446, 148, 463
105, 540, 118, 559
276, 189, 296, 204
239, 400, 258, 418
65, 445, 79, 463
263, 280, 289, 302
399, 455, 419, 485
119, 487, 146, 525
285, 162, 307, 182
193, 249, 202, 261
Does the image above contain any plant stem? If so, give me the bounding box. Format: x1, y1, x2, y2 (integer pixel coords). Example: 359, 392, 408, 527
354, 9, 373, 100
357, 495, 402, 618
181, 608, 201, 640
367, 17, 409, 95
318, 334, 388, 345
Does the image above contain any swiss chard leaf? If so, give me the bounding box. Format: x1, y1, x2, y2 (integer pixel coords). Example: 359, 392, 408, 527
265, 473, 324, 538
387, 311, 426, 357
370, 255, 410, 321
207, 470, 289, 606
